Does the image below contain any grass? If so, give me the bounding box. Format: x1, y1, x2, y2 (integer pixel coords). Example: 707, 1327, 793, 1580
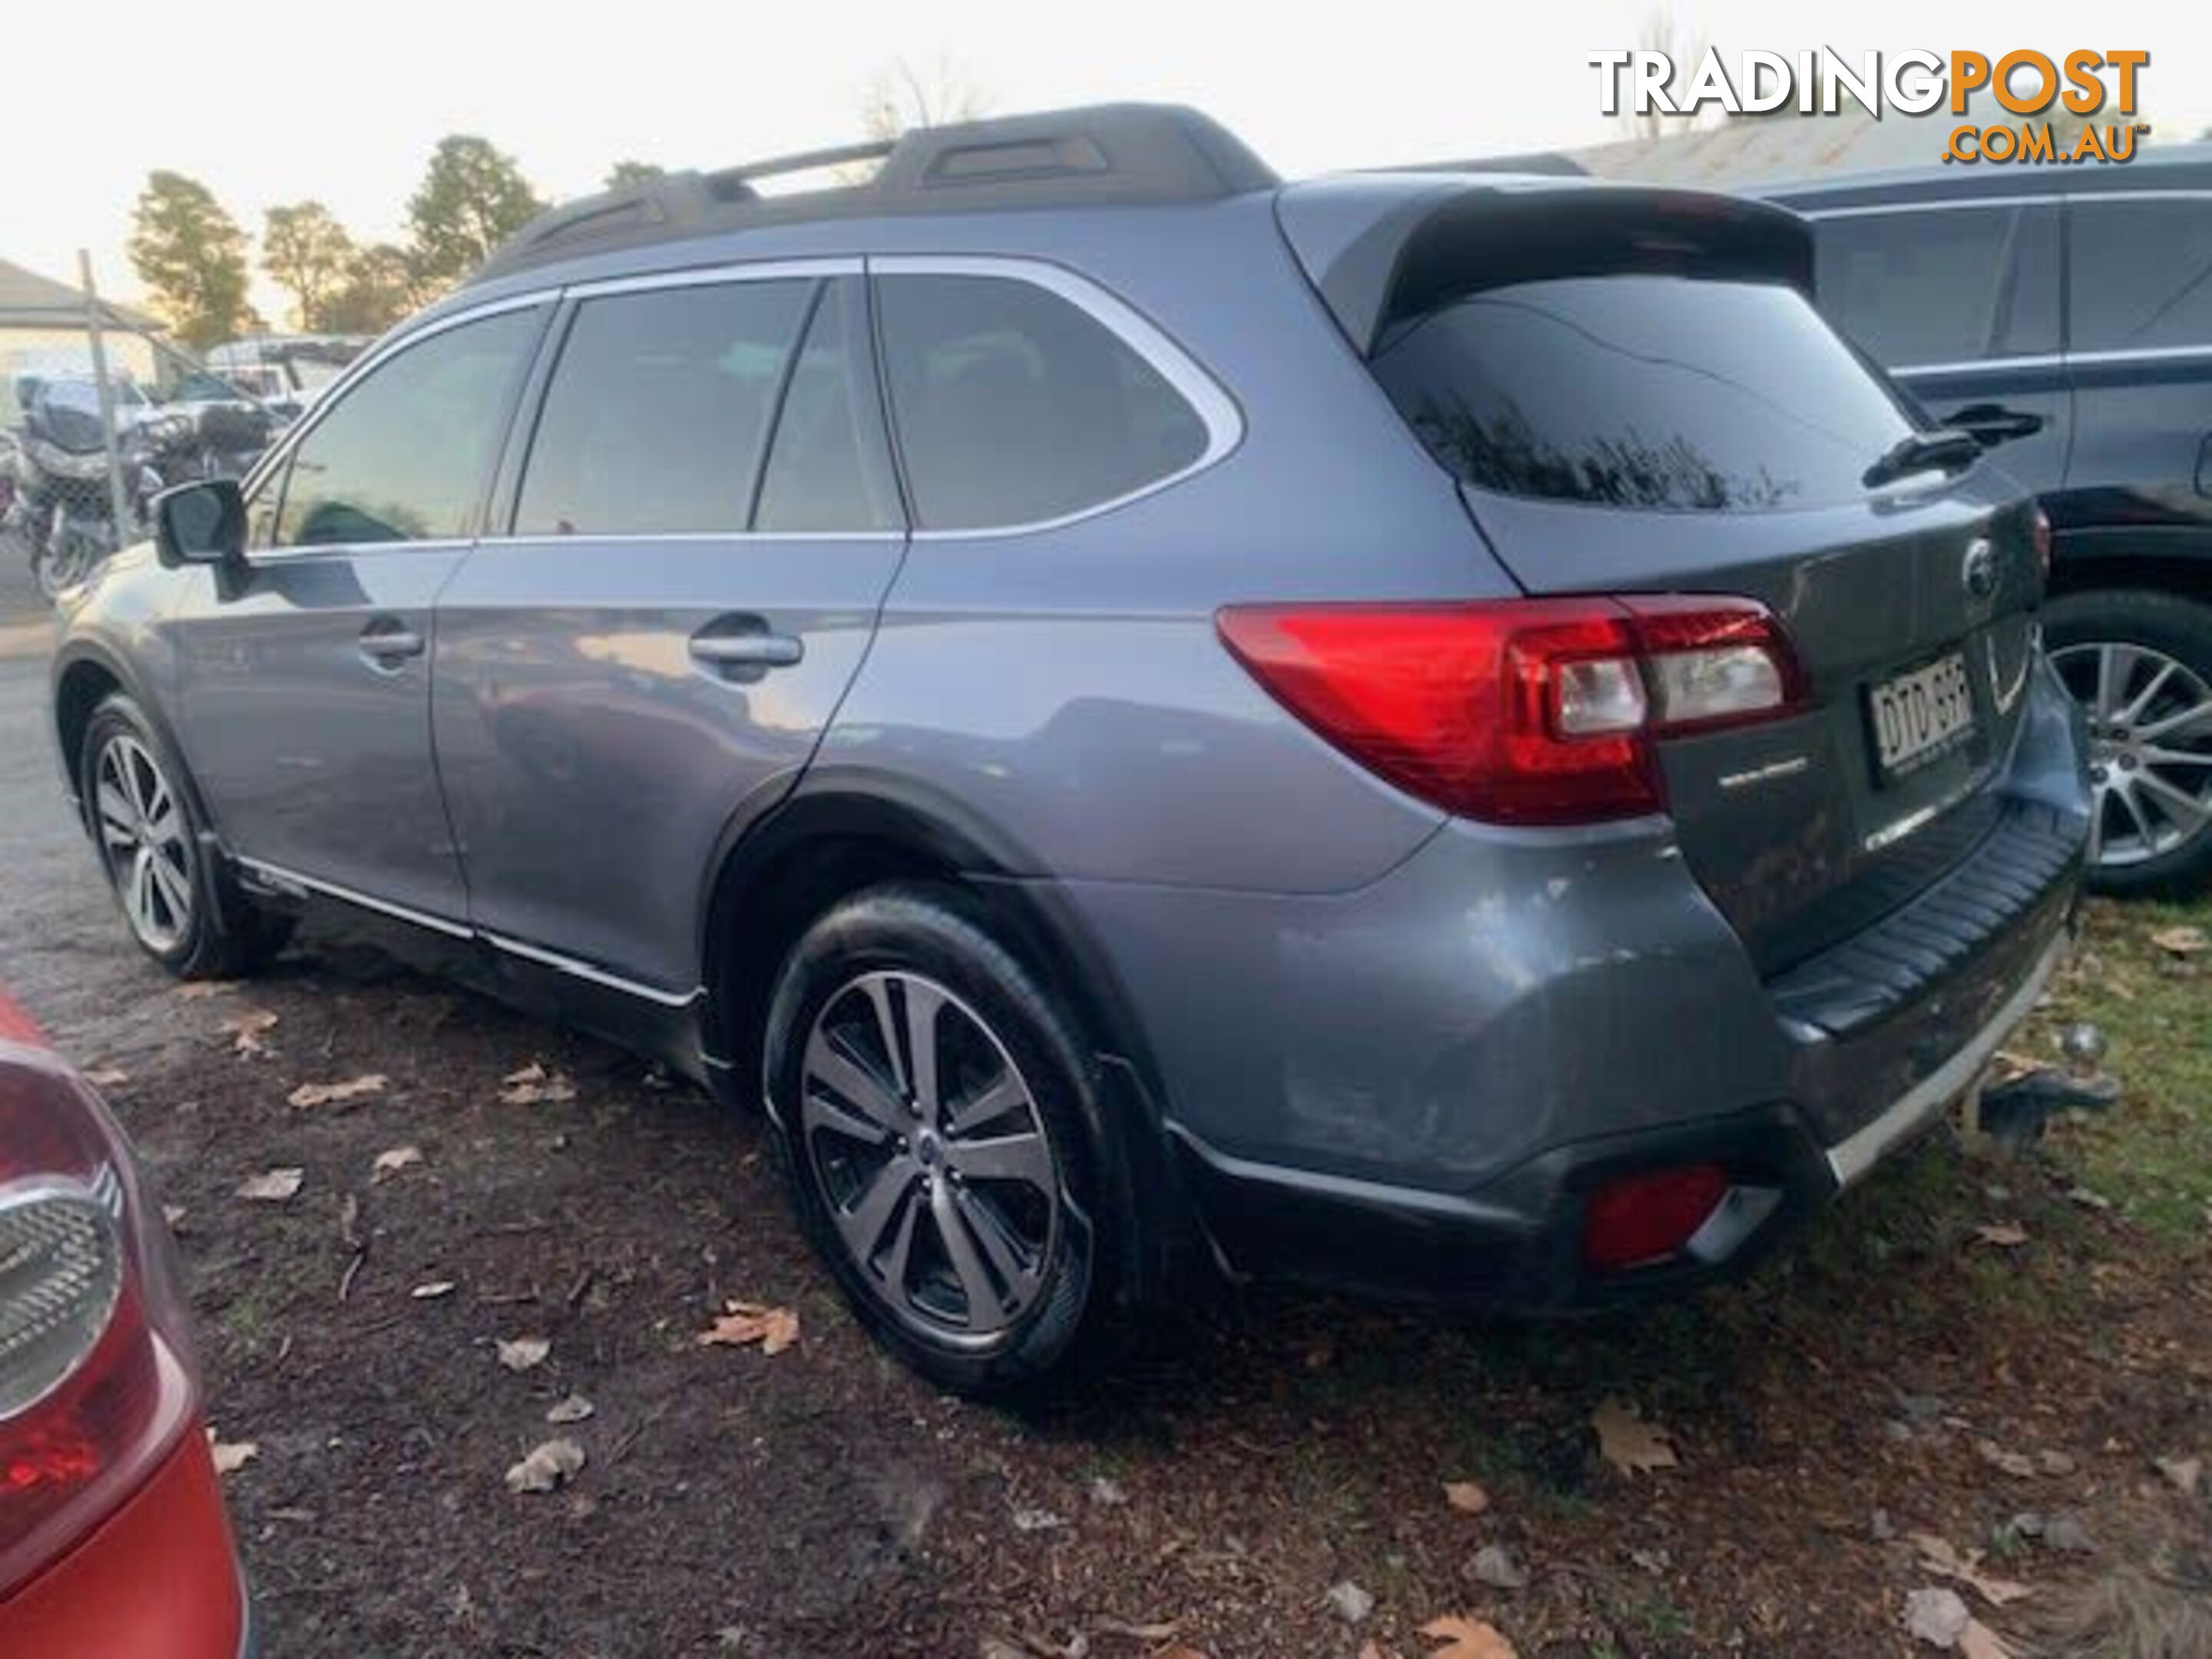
2023, 893, 2212, 1245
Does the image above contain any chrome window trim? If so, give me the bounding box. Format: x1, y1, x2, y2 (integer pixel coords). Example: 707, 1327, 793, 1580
233, 856, 704, 1008
1797, 187, 2212, 221
1892, 344, 2212, 376
561, 256, 861, 300
869, 253, 1245, 540
475, 529, 904, 548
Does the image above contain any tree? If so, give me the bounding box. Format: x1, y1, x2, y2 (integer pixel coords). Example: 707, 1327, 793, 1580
406, 136, 545, 293
262, 201, 356, 331
1614, 8, 1717, 141
321, 243, 419, 336
858, 57, 989, 142
127, 171, 254, 348
603, 160, 665, 190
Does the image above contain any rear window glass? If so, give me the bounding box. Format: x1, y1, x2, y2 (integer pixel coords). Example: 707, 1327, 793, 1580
878, 275, 1208, 531
1372, 276, 1920, 513
2070, 200, 2212, 353
1812, 206, 2058, 366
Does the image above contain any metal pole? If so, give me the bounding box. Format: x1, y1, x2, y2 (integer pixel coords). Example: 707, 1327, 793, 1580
78, 250, 134, 539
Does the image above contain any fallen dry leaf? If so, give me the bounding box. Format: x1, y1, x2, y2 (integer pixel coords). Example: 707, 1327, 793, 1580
1444, 1480, 1492, 1515
1977, 1439, 2038, 1479
2154, 1454, 2202, 1496
1422, 1614, 1520, 1658
1960, 1618, 2016, 1659
545, 1393, 595, 1425
1974, 1222, 2030, 1249
221, 1008, 279, 1057
409, 1280, 456, 1300
504, 1437, 584, 1494
206, 1432, 258, 1476
288, 1073, 387, 1108
1907, 1586, 1971, 1647
174, 981, 239, 1001
2151, 925, 2208, 957
1911, 1532, 2033, 1608
1091, 1618, 1180, 1643
235, 1167, 304, 1202
82, 1065, 129, 1088
500, 1061, 577, 1105
371, 1144, 423, 1181
697, 1299, 800, 1356
496, 1336, 550, 1373
1593, 1398, 1679, 1475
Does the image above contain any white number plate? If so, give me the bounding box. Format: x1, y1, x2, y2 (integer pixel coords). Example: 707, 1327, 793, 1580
1869, 652, 1975, 779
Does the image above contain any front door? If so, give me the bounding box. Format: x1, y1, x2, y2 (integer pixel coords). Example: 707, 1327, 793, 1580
432, 270, 906, 995
165, 304, 547, 922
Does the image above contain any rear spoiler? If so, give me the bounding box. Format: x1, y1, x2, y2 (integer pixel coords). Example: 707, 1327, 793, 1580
1276, 174, 1815, 357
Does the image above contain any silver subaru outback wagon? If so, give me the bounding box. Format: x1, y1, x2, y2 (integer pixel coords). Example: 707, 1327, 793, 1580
51, 105, 2090, 1392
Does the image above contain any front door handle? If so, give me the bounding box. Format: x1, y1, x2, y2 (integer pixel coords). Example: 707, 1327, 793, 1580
688, 622, 804, 681
359, 618, 426, 667
1943, 403, 2045, 445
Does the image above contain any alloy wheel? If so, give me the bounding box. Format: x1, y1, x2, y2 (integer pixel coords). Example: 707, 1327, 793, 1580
799, 970, 1061, 1344
2051, 640, 2212, 869
93, 733, 195, 953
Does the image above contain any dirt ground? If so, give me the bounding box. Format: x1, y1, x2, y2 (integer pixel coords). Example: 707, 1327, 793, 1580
1, 568, 2207, 1658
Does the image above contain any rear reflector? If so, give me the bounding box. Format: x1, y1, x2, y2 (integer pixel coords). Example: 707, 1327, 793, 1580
1583, 1164, 1730, 1272
1216, 595, 1806, 825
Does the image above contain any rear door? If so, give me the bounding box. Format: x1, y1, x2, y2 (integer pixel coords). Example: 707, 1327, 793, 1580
1804, 200, 2072, 495
432, 266, 906, 996
167, 303, 547, 921
1338, 190, 2045, 971
2061, 194, 2212, 541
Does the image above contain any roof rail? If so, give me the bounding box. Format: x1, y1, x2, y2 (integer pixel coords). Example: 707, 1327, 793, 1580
470, 104, 1279, 284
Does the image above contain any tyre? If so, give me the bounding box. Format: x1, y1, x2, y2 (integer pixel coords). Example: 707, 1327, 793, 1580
78, 694, 294, 979
762, 882, 1117, 1395
2046, 588, 2212, 899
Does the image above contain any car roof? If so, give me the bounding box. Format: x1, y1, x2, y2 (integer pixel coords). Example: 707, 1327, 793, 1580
1753, 141, 2212, 210
468, 103, 1280, 287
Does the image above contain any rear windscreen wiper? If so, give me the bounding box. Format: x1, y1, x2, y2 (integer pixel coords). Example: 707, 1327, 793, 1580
1862, 428, 1982, 490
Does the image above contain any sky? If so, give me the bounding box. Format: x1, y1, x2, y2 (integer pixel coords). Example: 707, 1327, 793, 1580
8, 1, 2210, 322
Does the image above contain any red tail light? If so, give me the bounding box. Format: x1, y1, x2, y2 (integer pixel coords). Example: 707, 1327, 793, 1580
0, 1040, 197, 1598
1583, 1164, 1730, 1272
1216, 596, 1807, 825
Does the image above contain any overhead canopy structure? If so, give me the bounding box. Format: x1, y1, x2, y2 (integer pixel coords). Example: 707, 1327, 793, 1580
0, 257, 159, 333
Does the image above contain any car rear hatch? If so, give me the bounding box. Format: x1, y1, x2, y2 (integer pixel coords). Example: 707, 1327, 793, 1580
1278, 176, 2047, 974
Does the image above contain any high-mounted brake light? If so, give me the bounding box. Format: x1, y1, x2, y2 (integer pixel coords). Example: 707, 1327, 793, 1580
1216, 595, 1807, 826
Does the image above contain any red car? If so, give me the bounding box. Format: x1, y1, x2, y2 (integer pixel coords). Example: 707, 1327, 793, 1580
0, 992, 252, 1656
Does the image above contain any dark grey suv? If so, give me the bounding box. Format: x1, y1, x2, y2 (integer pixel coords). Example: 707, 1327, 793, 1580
51, 107, 2090, 1392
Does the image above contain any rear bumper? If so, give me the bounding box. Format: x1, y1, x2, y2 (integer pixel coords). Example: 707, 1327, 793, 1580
0, 1425, 249, 1658
1066, 660, 2088, 1308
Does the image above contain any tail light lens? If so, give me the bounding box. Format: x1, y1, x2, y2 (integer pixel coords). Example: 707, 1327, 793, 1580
1584, 1164, 1730, 1272
1216, 595, 1807, 825
0, 1035, 197, 1600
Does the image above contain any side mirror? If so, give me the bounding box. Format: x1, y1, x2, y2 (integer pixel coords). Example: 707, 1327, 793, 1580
154, 478, 245, 568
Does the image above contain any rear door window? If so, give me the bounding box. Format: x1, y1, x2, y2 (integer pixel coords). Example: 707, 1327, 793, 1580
754, 286, 899, 533
515, 279, 813, 536
273, 307, 541, 548
1370, 275, 1919, 512
2070, 199, 2212, 353
876, 274, 1208, 531
1811, 205, 2057, 366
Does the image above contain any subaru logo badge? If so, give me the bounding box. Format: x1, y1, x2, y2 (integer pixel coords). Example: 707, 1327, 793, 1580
1962, 538, 1997, 600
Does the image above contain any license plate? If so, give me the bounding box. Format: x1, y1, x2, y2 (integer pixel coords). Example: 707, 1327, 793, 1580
1869, 652, 1975, 780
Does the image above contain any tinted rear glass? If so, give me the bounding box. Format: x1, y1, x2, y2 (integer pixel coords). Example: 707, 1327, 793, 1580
1372, 276, 1919, 512
2070, 200, 2212, 352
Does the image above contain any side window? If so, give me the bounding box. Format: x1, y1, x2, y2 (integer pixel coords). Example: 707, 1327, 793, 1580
276, 309, 538, 548
2071, 200, 2212, 353
876, 274, 1208, 531
1813, 207, 2055, 366
244, 460, 286, 551
755, 287, 899, 533
514, 280, 812, 536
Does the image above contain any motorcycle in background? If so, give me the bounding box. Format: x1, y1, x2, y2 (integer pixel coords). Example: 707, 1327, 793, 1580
4, 376, 180, 600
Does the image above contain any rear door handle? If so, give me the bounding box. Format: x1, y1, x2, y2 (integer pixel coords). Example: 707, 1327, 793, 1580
359, 618, 426, 667
688, 623, 804, 680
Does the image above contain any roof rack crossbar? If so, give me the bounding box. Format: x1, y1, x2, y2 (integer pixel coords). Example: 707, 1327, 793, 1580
709, 138, 896, 187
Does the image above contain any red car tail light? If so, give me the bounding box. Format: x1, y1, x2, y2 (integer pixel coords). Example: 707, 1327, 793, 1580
0, 1038, 197, 1600
1216, 596, 1807, 825
1583, 1164, 1730, 1272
